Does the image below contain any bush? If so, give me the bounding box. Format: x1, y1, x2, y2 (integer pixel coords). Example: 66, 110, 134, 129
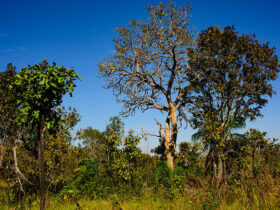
61, 158, 109, 200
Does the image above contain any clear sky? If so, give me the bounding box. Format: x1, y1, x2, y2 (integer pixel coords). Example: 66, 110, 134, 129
1, 0, 279, 152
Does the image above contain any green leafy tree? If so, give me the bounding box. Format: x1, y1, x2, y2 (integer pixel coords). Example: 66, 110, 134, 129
45, 107, 81, 194
191, 117, 246, 182
123, 130, 141, 165
245, 128, 268, 177
12, 59, 81, 210
177, 142, 201, 168
0, 64, 17, 171
188, 25, 279, 187
0, 64, 26, 203
103, 116, 131, 183
261, 138, 280, 178
123, 130, 141, 182
77, 127, 106, 161
99, 2, 199, 169
103, 117, 124, 175
0, 64, 36, 204
103, 117, 141, 183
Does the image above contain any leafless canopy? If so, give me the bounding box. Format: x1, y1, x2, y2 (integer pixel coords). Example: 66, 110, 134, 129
99, 2, 198, 119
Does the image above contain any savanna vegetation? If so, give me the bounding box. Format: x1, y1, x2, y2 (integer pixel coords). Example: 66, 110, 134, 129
0, 2, 279, 210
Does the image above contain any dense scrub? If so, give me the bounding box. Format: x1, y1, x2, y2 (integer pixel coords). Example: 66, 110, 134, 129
0, 116, 279, 209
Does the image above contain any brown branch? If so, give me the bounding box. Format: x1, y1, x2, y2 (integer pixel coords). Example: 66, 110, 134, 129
176, 73, 201, 107
142, 119, 164, 140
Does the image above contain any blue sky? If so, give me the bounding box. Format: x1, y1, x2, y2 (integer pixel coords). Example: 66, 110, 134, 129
1, 0, 279, 151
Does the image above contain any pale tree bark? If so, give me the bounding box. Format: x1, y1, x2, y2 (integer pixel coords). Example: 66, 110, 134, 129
143, 110, 178, 169
13, 143, 33, 186
164, 115, 173, 169
164, 103, 178, 169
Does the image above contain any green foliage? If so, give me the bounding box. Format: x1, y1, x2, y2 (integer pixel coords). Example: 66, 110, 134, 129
76, 126, 106, 161
1, 125, 280, 209
152, 161, 172, 189
0, 64, 18, 136
45, 107, 81, 194
151, 137, 165, 158
77, 127, 105, 148
261, 139, 280, 177
242, 129, 269, 177
61, 158, 108, 200
188, 25, 279, 185
177, 142, 202, 168
189, 25, 279, 146
12, 59, 81, 130
123, 130, 141, 164
8, 60, 81, 209
152, 161, 186, 197
103, 117, 141, 183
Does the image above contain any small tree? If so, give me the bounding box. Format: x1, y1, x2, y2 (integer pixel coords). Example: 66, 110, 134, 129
245, 128, 268, 178
99, 2, 199, 168
45, 107, 81, 194
103, 117, 141, 184
77, 126, 106, 161
0, 64, 17, 170
177, 142, 201, 168
188, 25, 279, 187
0, 64, 34, 196
12, 59, 81, 210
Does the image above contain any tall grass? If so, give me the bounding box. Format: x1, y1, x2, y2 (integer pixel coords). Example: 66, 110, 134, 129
2, 182, 279, 210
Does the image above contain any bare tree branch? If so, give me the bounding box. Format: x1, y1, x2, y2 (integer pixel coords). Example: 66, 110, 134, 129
13, 143, 34, 186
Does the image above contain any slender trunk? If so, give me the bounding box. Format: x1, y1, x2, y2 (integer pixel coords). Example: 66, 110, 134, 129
0, 143, 7, 203
222, 157, 227, 185
252, 148, 256, 178
0, 144, 6, 170
38, 112, 46, 210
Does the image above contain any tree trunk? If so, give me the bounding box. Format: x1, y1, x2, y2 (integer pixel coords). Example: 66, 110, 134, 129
0, 144, 6, 170
0, 143, 7, 203
222, 157, 227, 185
170, 104, 178, 151
38, 113, 46, 210
216, 150, 223, 188
164, 104, 178, 169
205, 146, 214, 175
252, 148, 256, 178
164, 115, 174, 169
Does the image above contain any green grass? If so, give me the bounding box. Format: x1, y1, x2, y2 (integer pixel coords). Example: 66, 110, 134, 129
2, 195, 279, 210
